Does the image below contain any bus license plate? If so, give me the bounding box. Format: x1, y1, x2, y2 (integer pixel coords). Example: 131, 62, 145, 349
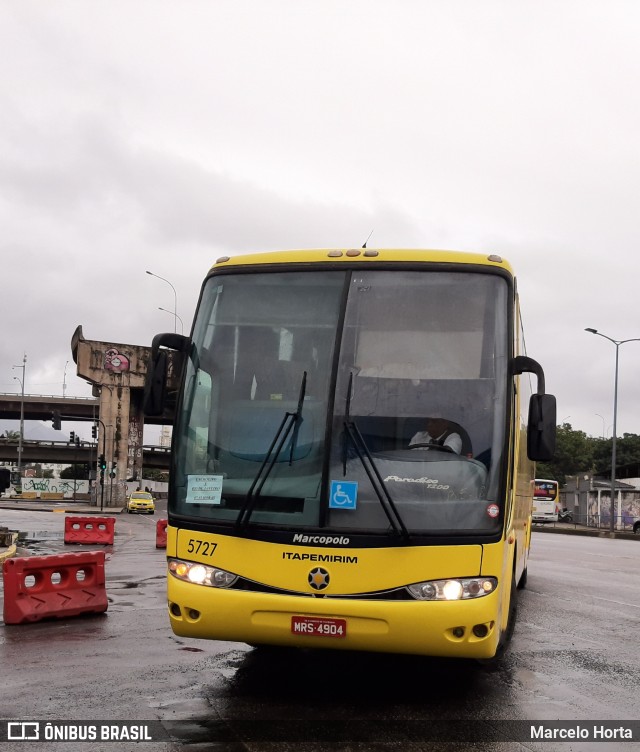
291, 615, 347, 638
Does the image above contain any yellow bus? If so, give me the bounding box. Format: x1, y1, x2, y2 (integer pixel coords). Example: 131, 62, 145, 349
145, 249, 556, 660
532, 479, 560, 523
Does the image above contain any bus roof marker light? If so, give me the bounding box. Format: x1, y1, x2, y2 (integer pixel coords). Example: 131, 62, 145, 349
327, 251, 343, 257
216, 256, 231, 263
363, 250, 379, 257
346, 249, 361, 257
487, 254, 503, 263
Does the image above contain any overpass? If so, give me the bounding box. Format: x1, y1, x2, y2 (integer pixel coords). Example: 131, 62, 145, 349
0, 438, 171, 471
1, 325, 182, 506
0, 393, 168, 425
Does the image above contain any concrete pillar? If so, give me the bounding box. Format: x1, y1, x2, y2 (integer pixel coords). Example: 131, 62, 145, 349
72, 326, 152, 507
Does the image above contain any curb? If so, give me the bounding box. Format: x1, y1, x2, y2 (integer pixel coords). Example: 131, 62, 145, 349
0, 502, 123, 515
0, 543, 17, 564
533, 525, 639, 541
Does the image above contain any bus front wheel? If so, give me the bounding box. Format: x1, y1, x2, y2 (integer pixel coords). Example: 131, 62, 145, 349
480, 572, 517, 667
495, 574, 517, 659
517, 564, 528, 589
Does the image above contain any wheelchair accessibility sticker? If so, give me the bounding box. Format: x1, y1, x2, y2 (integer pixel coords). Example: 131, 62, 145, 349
329, 481, 358, 509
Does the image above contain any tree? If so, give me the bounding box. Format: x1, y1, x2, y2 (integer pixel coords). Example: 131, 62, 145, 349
536, 424, 640, 487
591, 433, 640, 478
536, 423, 594, 486
60, 464, 91, 480
142, 468, 168, 482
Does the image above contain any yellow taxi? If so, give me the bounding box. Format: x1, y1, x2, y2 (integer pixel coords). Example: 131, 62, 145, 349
126, 490, 155, 514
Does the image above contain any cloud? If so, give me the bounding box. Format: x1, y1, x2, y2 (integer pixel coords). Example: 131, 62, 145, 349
1, 1, 640, 441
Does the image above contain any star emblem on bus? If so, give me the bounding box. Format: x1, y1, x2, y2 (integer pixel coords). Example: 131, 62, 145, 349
308, 567, 330, 590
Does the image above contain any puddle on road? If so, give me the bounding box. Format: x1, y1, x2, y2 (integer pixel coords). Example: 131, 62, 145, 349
18, 531, 65, 541
15, 531, 65, 556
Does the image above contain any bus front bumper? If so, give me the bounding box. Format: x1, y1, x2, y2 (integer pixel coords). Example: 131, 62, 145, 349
167, 577, 502, 659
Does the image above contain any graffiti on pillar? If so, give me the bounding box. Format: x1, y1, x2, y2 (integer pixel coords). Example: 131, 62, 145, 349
104, 348, 130, 372
128, 415, 143, 480
21, 478, 90, 496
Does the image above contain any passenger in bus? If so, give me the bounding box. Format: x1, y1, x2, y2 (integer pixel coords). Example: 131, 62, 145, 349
408, 417, 462, 454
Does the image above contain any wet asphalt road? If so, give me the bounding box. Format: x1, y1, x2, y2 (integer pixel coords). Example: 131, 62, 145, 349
0, 505, 639, 752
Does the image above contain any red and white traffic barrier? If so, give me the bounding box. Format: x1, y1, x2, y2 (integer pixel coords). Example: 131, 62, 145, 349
64, 516, 115, 545
2, 551, 108, 625
155, 518, 168, 549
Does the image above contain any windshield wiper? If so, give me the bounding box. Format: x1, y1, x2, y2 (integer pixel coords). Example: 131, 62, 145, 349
235, 371, 307, 530
342, 372, 410, 542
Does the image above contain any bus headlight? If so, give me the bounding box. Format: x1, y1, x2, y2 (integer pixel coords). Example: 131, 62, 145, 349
407, 577, 497, 601
168, 558, 238, 588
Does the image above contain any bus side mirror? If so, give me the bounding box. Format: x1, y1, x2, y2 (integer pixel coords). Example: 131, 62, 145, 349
144, 332, 189, 416
511, 355, 556, 462
144, 348, 168, 416
527, 393, 556, 461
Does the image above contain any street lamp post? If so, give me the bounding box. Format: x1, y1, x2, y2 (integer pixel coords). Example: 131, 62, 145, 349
158, 306, 184, 335
585, 328, 640, 532
12, 354, 27, 487
146, 270, 178, 334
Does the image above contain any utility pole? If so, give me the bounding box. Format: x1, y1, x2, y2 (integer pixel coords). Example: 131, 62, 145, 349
12, 354, 27, 489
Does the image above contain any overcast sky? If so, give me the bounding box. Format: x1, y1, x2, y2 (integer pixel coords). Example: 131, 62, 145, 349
1, 1, 640, 444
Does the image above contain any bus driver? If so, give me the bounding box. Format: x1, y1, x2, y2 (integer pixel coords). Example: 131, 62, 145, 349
408, 417, 463, 454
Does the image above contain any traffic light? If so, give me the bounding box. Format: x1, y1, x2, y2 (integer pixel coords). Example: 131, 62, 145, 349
99, 454, 106, 486
52, 410, 61, 430
75, 435, 80, 447
69, 431, 75, 443
110, 462, 117, 479
91, 423, 97, 439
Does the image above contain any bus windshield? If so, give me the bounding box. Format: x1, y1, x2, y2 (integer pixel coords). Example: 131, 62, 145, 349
171, 268, 510, 537
534, 480, 558, 500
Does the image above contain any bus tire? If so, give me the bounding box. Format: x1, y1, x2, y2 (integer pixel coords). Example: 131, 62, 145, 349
477, 572, 517, 667
517, 564, 528, 590
496, 573, 517, 658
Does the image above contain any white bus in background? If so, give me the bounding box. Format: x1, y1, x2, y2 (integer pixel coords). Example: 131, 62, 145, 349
532, 479, 559, 522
